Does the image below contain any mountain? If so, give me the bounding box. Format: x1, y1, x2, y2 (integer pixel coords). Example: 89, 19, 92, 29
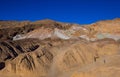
0, 18, 120, 77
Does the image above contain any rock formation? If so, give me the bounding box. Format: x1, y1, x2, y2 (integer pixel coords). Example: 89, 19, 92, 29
0, 18, 120, 77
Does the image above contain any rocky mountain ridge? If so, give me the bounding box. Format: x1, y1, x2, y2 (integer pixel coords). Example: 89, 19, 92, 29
0, 18, 120, 77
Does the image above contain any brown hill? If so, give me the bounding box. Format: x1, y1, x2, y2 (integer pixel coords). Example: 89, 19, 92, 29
0, 18, 120, 77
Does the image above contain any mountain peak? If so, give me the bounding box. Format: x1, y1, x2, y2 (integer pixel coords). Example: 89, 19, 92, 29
33, 19, 56, 24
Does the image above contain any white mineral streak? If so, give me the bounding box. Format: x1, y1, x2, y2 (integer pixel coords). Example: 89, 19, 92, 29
54, 28, 70, 39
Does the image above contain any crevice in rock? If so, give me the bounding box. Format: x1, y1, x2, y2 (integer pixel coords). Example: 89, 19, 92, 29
29, 45, 39, 51
0, 62, 5, 70
0, 42, 18, 57
15, 45, 24, 53
4, 55, 12, 61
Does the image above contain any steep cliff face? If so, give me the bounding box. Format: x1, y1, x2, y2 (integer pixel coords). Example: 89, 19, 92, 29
0, 19, 120, 77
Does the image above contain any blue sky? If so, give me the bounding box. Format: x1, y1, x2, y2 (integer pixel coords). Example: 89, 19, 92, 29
0, 0, 120, 24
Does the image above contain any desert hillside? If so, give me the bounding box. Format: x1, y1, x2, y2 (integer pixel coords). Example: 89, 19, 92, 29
0, 19, 120, 77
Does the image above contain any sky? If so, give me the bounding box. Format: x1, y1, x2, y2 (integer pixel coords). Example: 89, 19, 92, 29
0, 0, 120, 24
